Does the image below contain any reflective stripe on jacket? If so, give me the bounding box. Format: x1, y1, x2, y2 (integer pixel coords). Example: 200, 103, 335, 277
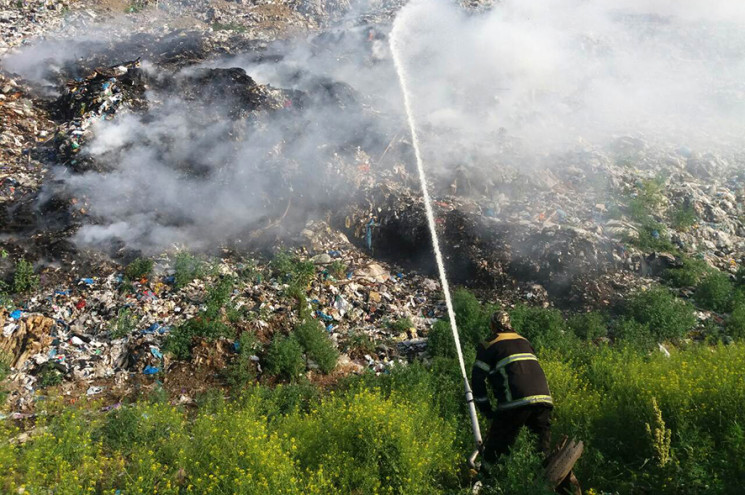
471, 332, 553, 413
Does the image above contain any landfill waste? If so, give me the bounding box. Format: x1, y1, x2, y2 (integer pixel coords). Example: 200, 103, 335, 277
1, 0, 745, 419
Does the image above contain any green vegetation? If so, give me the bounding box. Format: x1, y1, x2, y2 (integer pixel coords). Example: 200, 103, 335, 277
224, 331, 261, 390
6, 280, 745, 493
265, 334, 305, 381
271, 251, 315, 288
623, 287, 696, 342
427, 289, 496, 364
694, 271, 735, 313
211, 21, 248, 33
328, 260, 347, 279
123, 257, 153, 281
294, 319, 338, 374
12, 259, 38, 294
165, 277, 235, 360
173, 252, 207, 289
664, 256, 713, 287
626, 178, 677, 252
4, 343, 745, 494
36, 365, 63, 388
510, 304, 571, 350
670, 202, 698, 230
389, 316, 414, 334
568, 312, 607, 341
108, 307, 137, 339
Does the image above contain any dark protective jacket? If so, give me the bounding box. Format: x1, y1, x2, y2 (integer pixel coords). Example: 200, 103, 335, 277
471, 331, 553, 415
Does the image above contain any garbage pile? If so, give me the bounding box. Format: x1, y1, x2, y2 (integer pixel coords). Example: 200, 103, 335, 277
0, 223, 445, 413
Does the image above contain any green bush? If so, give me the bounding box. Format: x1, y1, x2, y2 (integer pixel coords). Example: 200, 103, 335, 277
265, 334, 305, 381
345, 331, 376, 358
664, 257, 713, 287
670, 203, 697, 230
123, 257, 153, 281
624, 287, 696, 341
12, 259, 38, 294
568, 312, 608, 341
328, 260, 347, 279
389, 317, 414, 334
427, 289, 496, 364
510, 304, 570, 350
481, 430, 553, 495
271, 252, 315, 287
108, 307, 137, 339
694, 271, 734, 313
612, 317, 656, 351
173, 252, 207, 289
224, 332, 261, 390
294, 319, 338, 374
727, 304, 745, 339
165, 277, 235, 360
36, 365, 63, 388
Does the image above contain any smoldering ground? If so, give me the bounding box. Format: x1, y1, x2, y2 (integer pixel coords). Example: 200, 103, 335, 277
6, 0, 745, 253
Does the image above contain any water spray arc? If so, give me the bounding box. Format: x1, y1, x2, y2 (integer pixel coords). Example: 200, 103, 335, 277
390, 12, 483, 467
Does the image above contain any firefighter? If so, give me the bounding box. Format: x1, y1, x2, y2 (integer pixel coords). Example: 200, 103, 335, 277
471, 311, 553, 464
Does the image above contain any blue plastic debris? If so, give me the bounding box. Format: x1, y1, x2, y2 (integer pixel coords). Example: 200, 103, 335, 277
163, 276, 175, 285
326, 324, 335, 333
652, 230, 660, 239
233, 340, 241, 352
80, 278, 95, 286
54, 290, 70, 296
328, 250, 342, 258
150, 346, 163, 359
143, 365, 159, 375
316, 311, 334, 322
143, 323, 161, 334
9, 310, 23, 320
366, 218, 376, 251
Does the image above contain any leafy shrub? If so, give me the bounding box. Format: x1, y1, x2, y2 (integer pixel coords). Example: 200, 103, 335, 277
271, 251, 315, 287
294, 319, 338, 374
568, 312, 608, 341
510, 304, 570, 349
389, 316, 414, 334
224, 332, 261, 389
108, 307, 137, 339
727, 304, 745, 339
173, 251, 206, 289
12, 259, 38, 294
694, 270, 734, 312
165, 277, 235, 359
664, 257, 713, 287
670, 202, 697, 230
624, 287, 696, 341
328, 260, 347, 279
481, 430, 554, 495
346, 331, 376, 358
36, 365, 63, 388
427, 289, 496, 364
265, 334, 305, 381
612, 317, 656, 351
123, 257, 153, 281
